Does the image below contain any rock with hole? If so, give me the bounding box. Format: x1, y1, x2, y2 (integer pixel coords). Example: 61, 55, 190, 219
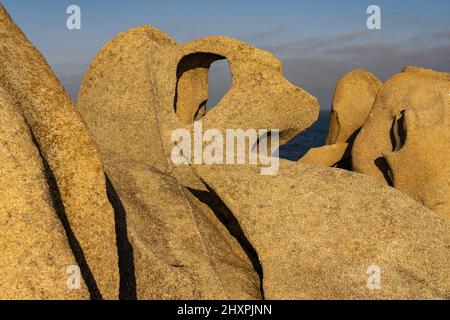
299, 70, 381, 169
77, 27, 319, 184
352, 66, 450, 217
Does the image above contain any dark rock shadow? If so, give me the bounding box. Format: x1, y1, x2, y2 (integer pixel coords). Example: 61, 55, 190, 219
390, 110, 406, 152
30, 132, 102, 300
374, 156, 394, 186
187, 185, 265, 300
105, 175, 137, 300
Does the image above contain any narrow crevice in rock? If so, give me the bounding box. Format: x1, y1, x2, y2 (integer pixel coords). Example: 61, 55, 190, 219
187, 185, 265, 300
105, 175, 137, 300
390, 110, 407, 152
29, 132, 102, 300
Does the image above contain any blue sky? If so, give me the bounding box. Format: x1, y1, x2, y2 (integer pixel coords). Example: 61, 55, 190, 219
2, 0, 450, 109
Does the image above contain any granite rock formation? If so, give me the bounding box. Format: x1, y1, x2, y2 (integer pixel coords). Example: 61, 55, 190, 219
0, 3, 449, 301
103, 151, 261, 300
299, 143, 349, 167
352, 66, 450, 217
327, 69, 382, 145
0, 4, 119, 299
0, 83, 89, 299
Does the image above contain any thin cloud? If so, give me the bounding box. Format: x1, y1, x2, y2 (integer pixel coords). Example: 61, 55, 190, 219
324, 42, 400, 56
432, 30, 450, 39
262, 31, 368, 56
279, 41, 450, 111
243, 26, 289, 41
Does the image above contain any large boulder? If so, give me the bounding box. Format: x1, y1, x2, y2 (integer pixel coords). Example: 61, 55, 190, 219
326, 69, 382, 145
0, 4, 119, 299
0, 84, 89, 299
194, 161, 450, 299
300, 70, 381, 169
103, 151, 261, 299
352, 66, 450, 218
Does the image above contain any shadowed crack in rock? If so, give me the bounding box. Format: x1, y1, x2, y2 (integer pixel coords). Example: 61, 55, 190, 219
187, 184, 265, 300
105, 175, 137, 300
30, 131, 102, 300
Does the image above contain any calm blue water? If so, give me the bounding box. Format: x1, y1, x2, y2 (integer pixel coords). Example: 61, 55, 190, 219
278, 111, 330, 161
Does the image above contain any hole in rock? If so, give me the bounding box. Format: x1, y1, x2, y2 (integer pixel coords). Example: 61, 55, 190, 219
390, 110, 406, 152
174, 53, 231, 124
207, 59, 232, 111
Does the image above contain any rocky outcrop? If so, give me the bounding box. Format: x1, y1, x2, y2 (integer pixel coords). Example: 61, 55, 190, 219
77, 27, 313, 300
0, 4, 119, 299
0, 84, 89, 300
352, 66, 450, 218
194, 161, 450, 299
299, 143, 348, 167
103, 151, 261, 300
1, 3, 449, 301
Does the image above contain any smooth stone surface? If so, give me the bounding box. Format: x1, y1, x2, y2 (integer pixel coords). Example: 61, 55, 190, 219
194, 161, 450, 299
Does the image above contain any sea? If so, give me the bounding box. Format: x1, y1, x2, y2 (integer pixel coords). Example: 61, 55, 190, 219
278, 110, 331, 161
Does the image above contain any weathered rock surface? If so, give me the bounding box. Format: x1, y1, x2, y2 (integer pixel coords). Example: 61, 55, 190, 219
299, 143, 348, 167
0, 84, 89, 300
326, 69, 382, 145
194, 161, 450, 299
0, 4, 119, 299
103, 151, 261, 300
352, 66, 450, 218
